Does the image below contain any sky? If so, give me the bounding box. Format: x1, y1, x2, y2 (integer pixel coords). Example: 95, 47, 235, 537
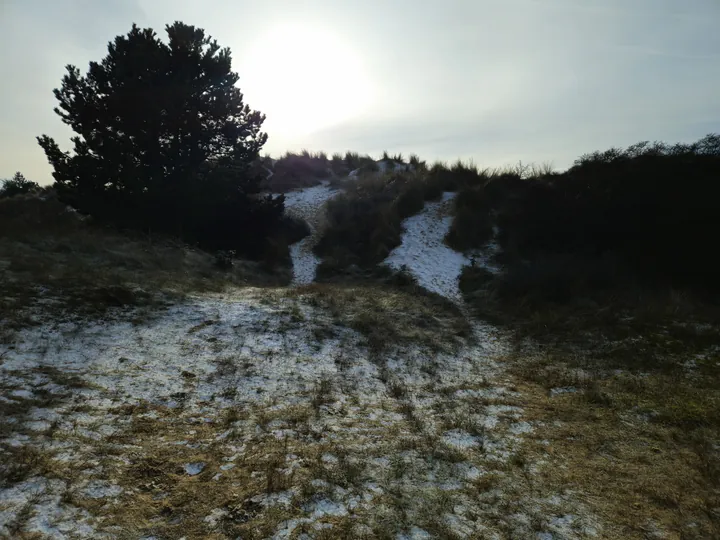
1, 0, 719, 184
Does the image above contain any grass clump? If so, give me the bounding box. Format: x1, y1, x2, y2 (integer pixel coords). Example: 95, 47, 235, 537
289, 281, 470, 354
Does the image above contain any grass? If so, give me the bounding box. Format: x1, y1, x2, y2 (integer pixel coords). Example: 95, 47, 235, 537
0, 194, 290, 337
471, 280, 720, 538
287, 281, 470, 355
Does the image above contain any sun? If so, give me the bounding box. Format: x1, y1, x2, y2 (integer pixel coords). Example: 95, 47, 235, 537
240, 23, 374, 138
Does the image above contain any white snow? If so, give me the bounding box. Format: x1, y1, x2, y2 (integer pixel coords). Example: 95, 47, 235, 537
82, 480, 123, 499
397, 527, 433, 539
550, 386, 578, 397
184, 462, 206, 476
281, 182, 339, 285
306, 499, 348, 518
442, 430, 482, 449
385, 192, 470, 302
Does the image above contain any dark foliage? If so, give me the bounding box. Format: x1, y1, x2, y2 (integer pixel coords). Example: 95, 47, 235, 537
494, 135, 720, 290
314, 172, 426, 269
214, 250, 236, 270
443, 170, 525, 252
344, 152, 377, 173
37, 22, 284, 259
445, 183, 493, 251
0, 173, 40, 199
264, 152, 330, 192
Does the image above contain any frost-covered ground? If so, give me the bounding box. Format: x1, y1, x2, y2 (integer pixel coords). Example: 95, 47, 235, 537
1, 179, 606, 538
281, 182, 338, 286
0, 285, 602, 539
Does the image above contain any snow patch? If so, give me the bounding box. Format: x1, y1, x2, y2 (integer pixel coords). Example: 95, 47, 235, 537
82, 480, 122, 499
442, 429, 482, 449
281, 182, 339, 285
184, 462, 205, 476
385, 192, 470, 301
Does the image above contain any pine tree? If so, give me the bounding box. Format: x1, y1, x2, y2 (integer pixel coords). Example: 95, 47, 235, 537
37, 22, 282, 256
0, 172, 40, 198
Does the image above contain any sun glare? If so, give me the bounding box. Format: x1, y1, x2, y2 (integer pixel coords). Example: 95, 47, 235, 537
241, 23, 374, 138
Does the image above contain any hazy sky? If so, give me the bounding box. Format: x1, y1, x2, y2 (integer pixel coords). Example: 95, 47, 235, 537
1, 0, 719, 184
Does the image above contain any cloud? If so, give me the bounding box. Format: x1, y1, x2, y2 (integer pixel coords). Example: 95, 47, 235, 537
1, 0, 719, 182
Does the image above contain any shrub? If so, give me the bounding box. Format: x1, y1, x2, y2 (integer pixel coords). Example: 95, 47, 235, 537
495, 135, 720, 290
443, 171, 527, 252
214, 250, 236, 270
408, 154, 426, 171
344, 151, 376, 172
458, 266, 495, 297
0, 192, 82, 238
454, 135, 720, 303
393, 180, 425, 219
424, 161, 485, 197
0, 173, 40, 199
36, 22, 283, 260
444, 183, 493, 251
314, 171, 428, 270
488, 254, 627, 305
264, 152, 330, 192
330, 153, 348, 176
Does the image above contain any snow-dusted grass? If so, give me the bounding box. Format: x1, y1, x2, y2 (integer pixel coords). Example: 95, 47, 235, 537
385, 192, 469, 302
0, 284, 603, 539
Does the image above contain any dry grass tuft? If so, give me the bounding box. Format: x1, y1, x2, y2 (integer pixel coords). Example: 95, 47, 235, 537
286, 282, 470, 354
502, 299, 720, 539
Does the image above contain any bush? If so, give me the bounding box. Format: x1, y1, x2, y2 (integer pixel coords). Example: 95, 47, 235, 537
330, 153, 348, 176
424, 161, 485, 199
0, 192, 82, 238
0, 173, 40, 199
445, 184, 493, 251
264, 152, 330, 192
494, 135, 720, 290
314, 171, 428, 270
458, 265, 495, 298
488, 254, 627, 305
453, 135, 720, 307
394, 180, 425, 219
408, 154, 427, 171
36, 22, 282, 260
344, 151, 377, 172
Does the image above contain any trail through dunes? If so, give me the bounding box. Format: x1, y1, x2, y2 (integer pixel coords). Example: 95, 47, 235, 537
282, 182, 338, 286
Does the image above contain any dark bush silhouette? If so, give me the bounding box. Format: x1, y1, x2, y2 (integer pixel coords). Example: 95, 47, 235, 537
0, 173, 40, 199
263, 152, 331, 192
445, 182, 493, 251
37, 22, 284, 260
344, 152, 378, 173
494, 135, 720, 290
449, 135, 720, 299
